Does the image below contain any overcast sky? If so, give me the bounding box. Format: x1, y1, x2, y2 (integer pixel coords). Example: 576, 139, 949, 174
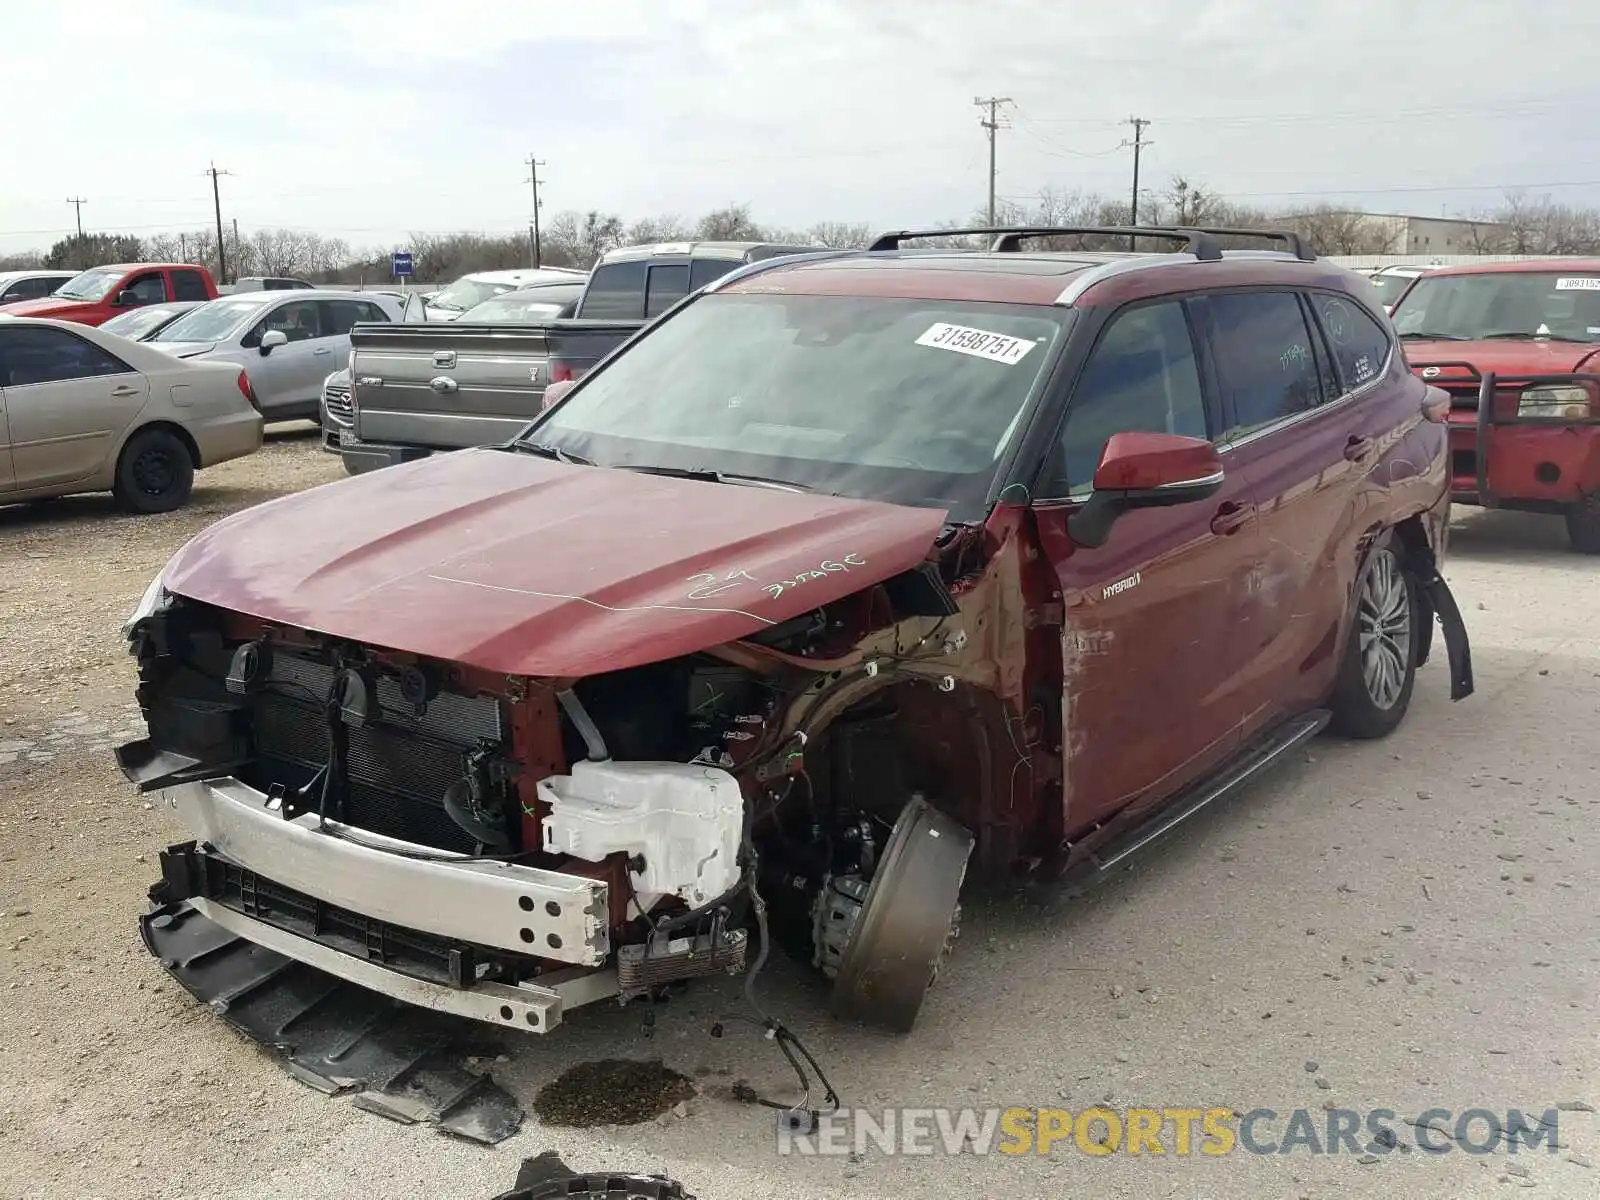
4, 0, 1599, 255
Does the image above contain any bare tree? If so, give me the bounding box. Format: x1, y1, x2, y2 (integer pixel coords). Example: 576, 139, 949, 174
625, 214, 692, 244
696, 204, 763, 241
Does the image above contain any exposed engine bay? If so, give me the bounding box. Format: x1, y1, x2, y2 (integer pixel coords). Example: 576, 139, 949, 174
119, 522, 1026, 1065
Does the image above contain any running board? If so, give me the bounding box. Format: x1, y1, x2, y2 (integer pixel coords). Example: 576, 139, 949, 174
1054, 709, 1329, 895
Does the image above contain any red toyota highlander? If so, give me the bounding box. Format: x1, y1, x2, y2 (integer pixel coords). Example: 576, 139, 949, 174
120, 226, 1473, 1060
1391, 258, 1600, 552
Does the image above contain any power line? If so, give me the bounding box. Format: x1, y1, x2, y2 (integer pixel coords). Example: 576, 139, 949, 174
974, 97, 1014, 225
523, 155, 546, 268
204, 162, 232, 284
65, 197, 87, 237
1021, 97, 1597, 128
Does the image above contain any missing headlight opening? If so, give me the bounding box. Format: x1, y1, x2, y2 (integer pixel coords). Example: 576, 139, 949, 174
119, 531, 994, 1086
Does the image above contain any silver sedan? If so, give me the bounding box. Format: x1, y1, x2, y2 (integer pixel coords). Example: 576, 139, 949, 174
146, 289, 402, 421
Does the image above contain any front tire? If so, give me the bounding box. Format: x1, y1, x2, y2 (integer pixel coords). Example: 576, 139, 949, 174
1329, 540, 1417, 739
113, 428, 194, 514
1565, 494, 1600, 554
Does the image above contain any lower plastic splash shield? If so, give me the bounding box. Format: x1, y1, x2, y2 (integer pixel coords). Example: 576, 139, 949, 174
140, 900, 525, 1144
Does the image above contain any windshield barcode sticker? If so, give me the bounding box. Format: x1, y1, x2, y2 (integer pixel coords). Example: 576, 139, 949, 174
1555, 277, 1600, 291
915, 322, 1037, 364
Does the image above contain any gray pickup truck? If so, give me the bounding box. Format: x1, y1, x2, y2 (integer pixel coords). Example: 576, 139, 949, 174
331, 240, 818, 473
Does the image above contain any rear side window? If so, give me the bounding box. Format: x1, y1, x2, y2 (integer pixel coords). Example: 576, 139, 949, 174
644, 263, 690, 317
1308, 292, 1392, 392
689, 258, 737, 292
3, 277, 60, 301
1206, 291, 1327, 440
1043, 300, 1209, 496
0, 326, 131, 386
580, 261, 647, 319
172, 270, 210, 301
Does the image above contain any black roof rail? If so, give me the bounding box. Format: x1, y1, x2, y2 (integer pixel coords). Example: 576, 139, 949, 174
1143, 226, 1318, 262
866, 225, 1224, 260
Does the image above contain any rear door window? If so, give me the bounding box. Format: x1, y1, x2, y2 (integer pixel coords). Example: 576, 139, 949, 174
0, 326, 132, 386
1308, 292, 1393, 393
171, 269, 210, 301
644, 263, 690, 317
320, 299, 382, 335
689, 257, 737, 292
1204, 291, 1329, 440
580, 261, 647, 319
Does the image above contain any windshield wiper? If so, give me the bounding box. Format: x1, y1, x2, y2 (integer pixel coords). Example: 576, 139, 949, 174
514, 441, 593, 465
614, 464, 812, 492
1478, 330, 1591, 343
1398, 330, 1468, 340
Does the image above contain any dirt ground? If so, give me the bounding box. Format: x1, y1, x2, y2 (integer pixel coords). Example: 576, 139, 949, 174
2, 433, 1597, 1199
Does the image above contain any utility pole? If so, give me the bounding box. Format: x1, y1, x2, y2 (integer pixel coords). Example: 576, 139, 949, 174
523, 155, 546, 267
180, 233, 187, 261
66, 196, 87, 237
205, 162, 231, 284
973, 97, 1013, 226
1123, 117, 1152, 249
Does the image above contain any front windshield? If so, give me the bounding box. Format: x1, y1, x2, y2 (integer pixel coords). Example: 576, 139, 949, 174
1391, 271, 1600, 343
54, 268, 122, 301
102, 306, 181, 339
152, 298, 268, 343
428, 278, 515, 312
522, 292, 1069, 519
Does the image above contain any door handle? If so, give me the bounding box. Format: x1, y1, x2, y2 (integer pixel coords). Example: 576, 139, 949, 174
1344, 435, 1375, 462
110, 385, 140, 397
313, 347, 333, 356
1210, 499, 1255, 535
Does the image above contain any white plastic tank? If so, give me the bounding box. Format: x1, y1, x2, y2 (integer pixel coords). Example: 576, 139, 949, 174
538, 760, 744, 909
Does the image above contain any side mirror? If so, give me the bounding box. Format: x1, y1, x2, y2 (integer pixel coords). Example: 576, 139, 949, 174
116, 289, 141, 307
258, 328, 288, 354
541, 378, 576, 409
1067, 431, 1224, 549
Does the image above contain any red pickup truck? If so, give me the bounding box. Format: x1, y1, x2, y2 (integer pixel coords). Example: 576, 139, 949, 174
0, 262, 218, 326
1392, 259, 1600, 552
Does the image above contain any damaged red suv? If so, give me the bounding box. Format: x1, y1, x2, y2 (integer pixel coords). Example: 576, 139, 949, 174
120, 225, 1473, 1044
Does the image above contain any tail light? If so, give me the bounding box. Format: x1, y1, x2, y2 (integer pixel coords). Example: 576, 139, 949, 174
548, 359, 575, 384
237, 369, 258, 409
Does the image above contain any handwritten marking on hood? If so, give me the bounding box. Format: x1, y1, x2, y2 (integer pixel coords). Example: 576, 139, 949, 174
686, 569, 758, 600
1102, 572, 1141, 600
763, 553, 867, 601
426, 574, 778, 625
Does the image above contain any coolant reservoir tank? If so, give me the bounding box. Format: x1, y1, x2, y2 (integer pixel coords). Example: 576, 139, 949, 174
537, 761, 743, 908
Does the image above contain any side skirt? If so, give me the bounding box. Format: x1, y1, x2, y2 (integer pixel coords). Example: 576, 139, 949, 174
1047, 708, 1329, 899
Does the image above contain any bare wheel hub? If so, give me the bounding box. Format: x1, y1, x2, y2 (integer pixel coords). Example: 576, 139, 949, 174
825, 795, 974, 1033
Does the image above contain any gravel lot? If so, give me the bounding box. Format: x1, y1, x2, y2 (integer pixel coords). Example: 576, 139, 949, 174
2, 434, 1597, 1199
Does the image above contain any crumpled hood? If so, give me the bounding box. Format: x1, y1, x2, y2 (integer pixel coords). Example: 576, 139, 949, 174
161, 448, 949, 677
1404, 339, 1600, 376
149, 340, 217, 359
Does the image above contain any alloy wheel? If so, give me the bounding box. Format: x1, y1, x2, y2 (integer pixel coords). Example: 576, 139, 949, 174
1358, 548, 1412, 710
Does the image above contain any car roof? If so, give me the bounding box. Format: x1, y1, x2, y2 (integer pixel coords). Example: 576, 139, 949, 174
463, 268, 587, 283
204, 288, 394, 304
82, 263, 204, 273
1421, 258, 1600, 278
717, 247, 1358, 307
599, 240, 816, 265
0, 269, 73, 283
